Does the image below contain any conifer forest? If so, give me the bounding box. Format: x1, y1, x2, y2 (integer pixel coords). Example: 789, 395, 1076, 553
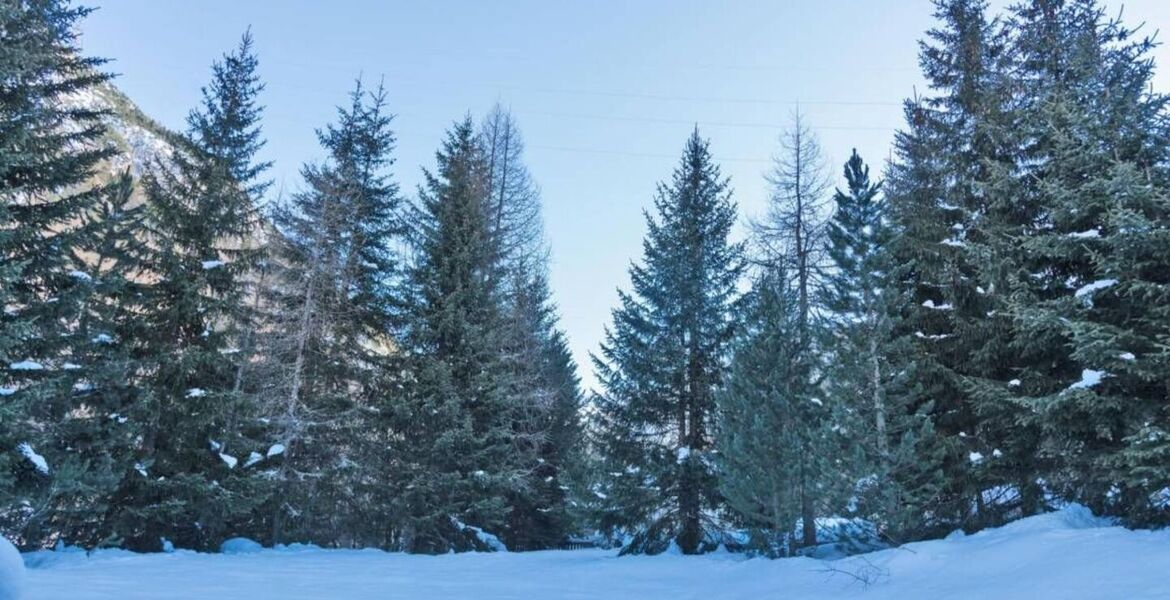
3, 3, 1170, 597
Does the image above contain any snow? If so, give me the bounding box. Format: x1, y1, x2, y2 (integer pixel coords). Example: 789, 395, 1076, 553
1073, 278, 1117, 299
1008, 379, 1022, 387
1119, 352, 1136, 361
18, 505, 1170, 599
455, 521, 508, 552
244, 452, 264, 468
8, 361, 43, 371
1068, 228, 1101, 239
940, 237, 966, 247
67, 270, 92, 282
92, 334, 114, 345
969, 451, 985, 464
0, 388, 16, 396
186, 388, 207, 398
1068, 369, 1106, 391
220, 538, 263, 555
0, 535, 23, 600
219, 453, 238, 469
201, 260, 225, 270
17, 443, 49, 475
266, 444, 286, 458
921, 299, 954, 311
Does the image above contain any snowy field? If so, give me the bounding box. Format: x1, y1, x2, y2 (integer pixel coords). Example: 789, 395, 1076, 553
14, 506, 1170, 600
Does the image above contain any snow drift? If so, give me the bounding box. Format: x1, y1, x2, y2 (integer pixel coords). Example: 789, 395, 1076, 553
0, 536, 24, 600
18, 505, 1170, 599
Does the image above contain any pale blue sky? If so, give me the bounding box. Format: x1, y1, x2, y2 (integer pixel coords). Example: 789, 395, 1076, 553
80, 1, 1170, 391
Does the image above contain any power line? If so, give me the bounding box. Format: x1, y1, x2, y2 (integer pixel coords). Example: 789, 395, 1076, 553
525, 143, 772, 164
514, 108, 898, 131
494, 84, 902, 107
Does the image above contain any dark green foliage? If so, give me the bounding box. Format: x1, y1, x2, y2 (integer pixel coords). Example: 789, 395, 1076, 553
999, 0, 1170, 526
110, 31, 271, 551
0, 0, 117, 547
592, 129, 743, 555
717, 267, 835, 557
393, 118, 528, 553
883, 0, 1022, 537
259, 80, 403, 547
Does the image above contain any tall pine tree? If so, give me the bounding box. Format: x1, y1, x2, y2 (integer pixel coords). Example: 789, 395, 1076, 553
0, 0, 116, 546
260, 80, 403, 547
111, 31, 271, 551
393, 118, 527, 553
1001, 0, 1170, 525
592, 129, 743, 555
885, 0, 1020, 536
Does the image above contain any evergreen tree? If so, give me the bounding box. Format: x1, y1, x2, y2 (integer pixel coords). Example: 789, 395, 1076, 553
1001, 0, 1170, 525
393, 118, 527, 553
477, 107, 583, 549
717, 267, 836, 556
0, 0, 115, 546
111, 31, 271, 551
592, 129, 743, 555
260, 80, 403, 547
884, 0, 1020, 536
823, 149, 951, 542
497, 265, 584, 550
822, 151, 889, 464
48, 172, 152, 548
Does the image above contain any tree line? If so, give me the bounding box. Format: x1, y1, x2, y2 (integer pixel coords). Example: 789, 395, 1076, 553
3, 0, 1169, 558
1, 1, 583, 553
590, 0, 1170, 556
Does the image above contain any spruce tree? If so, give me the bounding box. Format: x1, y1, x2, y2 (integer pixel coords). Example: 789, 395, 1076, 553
1001, 0, 1170, 525
717, 267, 837, 556
0, 0, 115, 546
884, 0, 1020, 536
592, 129, 743, 555
261, 80, 403, 547
54, 172, 152, 548
393, 118, 525, 553
112, 32, 271, 551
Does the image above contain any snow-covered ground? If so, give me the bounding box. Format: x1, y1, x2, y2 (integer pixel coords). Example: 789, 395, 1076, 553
17, 506, 1170, 599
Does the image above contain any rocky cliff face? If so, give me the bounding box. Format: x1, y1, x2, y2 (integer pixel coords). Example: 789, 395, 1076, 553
64, 81, 179, 203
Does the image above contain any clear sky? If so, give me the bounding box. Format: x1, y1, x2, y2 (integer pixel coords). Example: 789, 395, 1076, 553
79, 1, 1170, 391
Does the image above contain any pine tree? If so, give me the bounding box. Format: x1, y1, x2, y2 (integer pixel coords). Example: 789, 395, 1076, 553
822, 151, 889, 463
111, 32, 271, 551
717, 267, 836, 556
1001, 0, 1170, 525
260, 80, 403, 547
393, 118, 527, 553
884, 0, 1020, 536
53, 172, 152, 548
476, 107, 583, 550
592, 129, 743, 555
497, 266, 584, 549
0, 0, 115, 546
